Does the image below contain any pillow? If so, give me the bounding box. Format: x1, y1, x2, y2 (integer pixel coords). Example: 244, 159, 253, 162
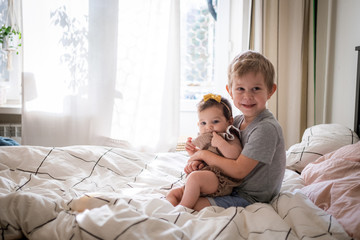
286, 123, 359, 173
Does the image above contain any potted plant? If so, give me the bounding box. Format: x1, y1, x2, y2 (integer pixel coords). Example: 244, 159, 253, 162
0, 25, 21, 54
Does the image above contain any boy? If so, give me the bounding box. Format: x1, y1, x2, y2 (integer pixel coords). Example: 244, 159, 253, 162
185, 50, 286, 211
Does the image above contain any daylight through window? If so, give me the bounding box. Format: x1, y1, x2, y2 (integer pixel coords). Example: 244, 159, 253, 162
180, 0, 217, 109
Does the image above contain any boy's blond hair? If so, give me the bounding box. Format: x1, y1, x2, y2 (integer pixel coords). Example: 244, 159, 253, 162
227, 51, 275, 92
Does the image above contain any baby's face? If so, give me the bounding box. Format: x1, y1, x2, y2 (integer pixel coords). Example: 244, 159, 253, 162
198, 106, 230, 134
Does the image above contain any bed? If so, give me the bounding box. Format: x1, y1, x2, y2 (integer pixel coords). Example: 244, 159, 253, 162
0, 48, 359, 240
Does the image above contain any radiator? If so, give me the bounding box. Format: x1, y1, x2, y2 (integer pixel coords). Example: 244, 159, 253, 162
0, 124, 22, 144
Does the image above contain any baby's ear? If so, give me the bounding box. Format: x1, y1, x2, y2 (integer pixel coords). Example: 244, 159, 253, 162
229, 117, 234, 125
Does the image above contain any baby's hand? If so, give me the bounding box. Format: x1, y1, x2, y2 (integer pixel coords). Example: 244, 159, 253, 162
184, 160, 205, 174
185, 137, 198, 155
211, 132, 225, 148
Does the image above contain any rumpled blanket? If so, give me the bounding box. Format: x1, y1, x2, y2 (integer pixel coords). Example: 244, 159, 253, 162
301, 142, 360, 240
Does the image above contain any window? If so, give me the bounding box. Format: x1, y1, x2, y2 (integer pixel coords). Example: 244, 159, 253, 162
180, 0, 216, 109
178, 0, 232, 137
179, 0, 232, 113
0, 0, 22, 104
0, 2, 9, 82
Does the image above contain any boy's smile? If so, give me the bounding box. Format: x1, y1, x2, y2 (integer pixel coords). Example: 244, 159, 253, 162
227, 71, 276, 124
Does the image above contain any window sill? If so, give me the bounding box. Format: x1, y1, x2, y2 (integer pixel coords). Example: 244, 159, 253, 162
0, 100, 22, 114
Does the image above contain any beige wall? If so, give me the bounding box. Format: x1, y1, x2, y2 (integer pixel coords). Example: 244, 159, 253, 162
316, 0, 360, 130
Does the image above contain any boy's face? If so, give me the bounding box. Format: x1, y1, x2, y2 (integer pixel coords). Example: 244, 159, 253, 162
227, 72, 276, 121
197, 106, 232, 134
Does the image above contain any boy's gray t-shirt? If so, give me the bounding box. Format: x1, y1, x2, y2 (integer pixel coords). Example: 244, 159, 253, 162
233, 109, 286, 203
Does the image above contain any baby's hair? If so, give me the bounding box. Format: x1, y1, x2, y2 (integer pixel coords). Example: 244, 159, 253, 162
228, 50, 275, 92
197, 96, 232, 121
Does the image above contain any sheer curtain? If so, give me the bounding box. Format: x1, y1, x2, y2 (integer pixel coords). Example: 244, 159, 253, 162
249, 0, 314, 148
22, 0, 180, 152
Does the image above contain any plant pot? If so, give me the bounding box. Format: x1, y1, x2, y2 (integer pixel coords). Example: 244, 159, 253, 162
5, 32, 20, 51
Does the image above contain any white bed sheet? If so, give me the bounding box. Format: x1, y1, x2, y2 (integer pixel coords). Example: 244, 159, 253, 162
0, 145, 351, 239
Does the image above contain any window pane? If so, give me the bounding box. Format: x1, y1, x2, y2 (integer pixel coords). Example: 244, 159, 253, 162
0, 1, 10, 93
180, 0, 216, 105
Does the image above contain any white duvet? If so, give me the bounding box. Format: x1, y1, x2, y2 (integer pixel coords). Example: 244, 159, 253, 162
0, 145, 350, 239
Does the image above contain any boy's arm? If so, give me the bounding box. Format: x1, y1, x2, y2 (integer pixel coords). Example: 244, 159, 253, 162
211, 132, 242, 159
188, 150, 258, 179
192, 121, 280, 179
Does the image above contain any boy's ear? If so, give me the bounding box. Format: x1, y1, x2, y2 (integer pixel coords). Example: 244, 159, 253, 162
268, 83, 277, 99
226, 85, 232, 98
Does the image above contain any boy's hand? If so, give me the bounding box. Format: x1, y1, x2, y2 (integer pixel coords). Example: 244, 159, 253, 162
211, 132, 226, 148
185, 137, 198, 156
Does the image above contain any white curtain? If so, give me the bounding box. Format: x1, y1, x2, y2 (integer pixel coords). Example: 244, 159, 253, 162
22, 0, 180, 152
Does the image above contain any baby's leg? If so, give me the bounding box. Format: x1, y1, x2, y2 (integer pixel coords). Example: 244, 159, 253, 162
180, 170, 219, 209
166, 186, 185, 206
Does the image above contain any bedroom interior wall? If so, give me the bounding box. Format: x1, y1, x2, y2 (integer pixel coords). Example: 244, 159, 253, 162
316, 0, 360, 131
